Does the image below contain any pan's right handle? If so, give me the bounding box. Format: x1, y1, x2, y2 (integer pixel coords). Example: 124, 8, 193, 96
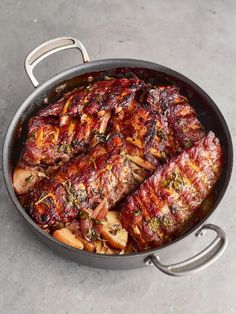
24, 36, 90, 88
144, 224, 227, 276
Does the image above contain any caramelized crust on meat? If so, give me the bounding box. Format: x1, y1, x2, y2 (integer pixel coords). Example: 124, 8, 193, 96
109, 85, 205, 170
23, 135, 138, 229
120, 132, 222, 250
21, 78, 143, 166
20, 80, 204, 171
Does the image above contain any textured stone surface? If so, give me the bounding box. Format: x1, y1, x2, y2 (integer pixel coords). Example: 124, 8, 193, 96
0, 1, 235, 313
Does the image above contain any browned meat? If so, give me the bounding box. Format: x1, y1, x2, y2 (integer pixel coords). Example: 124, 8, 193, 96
23, 135, 138, 229
109, 84, 205, 171
146, 85, 205, 148
21, 78, 143, 166
120, 132, 222, 250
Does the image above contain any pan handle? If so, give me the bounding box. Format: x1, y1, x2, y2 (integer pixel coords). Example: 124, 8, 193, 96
144, 223, 227, 276
24, 36, 90, 87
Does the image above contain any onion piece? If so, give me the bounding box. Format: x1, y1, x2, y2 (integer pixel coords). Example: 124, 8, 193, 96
91, 198, 108, 220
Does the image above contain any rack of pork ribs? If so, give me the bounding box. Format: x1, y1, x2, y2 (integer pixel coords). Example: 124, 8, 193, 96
13, 77, 222, 254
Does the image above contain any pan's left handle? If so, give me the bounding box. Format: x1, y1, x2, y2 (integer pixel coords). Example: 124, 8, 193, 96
24, 37, 90, 88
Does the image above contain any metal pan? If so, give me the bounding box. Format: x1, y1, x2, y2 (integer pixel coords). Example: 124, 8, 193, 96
2, 37, 233, 276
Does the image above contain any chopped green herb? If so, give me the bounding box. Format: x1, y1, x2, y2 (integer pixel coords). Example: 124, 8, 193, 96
84, 84, 91, 91
160, 151, 167, 159
92, 218, 103, 225
156, 129, 167, 140
58, 143, 72, 154
29, 133, 36, 140
78, 210, 90, 220
109, 224, 121, 236
41, 214, 49, 223
35, 193, 53, 206
184, 140, 193, 148
161, 215, 172, 228
109, 230, 118, 236
86, 229, 101, 241
94, 131, 107, 143
95, 94, 103, 103
132, 210, 142, 216
162, 171, 184, 192
91, 188, 103, 197
172, 181, 182, 192
62, 180, 87, 207
149, 217, 161, 232
162, 179, 171, 188
120, 150, 127, 158
170, 204, 179, 214
25, 174, 34, 184
72, 139, 80, 146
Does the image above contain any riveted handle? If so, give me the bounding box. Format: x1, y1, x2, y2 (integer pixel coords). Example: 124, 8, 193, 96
24, 36, 90, 87
144, 224, 227, 276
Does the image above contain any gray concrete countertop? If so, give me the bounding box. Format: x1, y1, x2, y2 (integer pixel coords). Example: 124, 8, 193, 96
0, 1, 235, 313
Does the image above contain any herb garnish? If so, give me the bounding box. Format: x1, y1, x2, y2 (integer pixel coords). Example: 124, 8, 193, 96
58, 143, 72, 154
94, 131, 107, 143
95, 94, 103, 103
25, 174, 34, 184
132, 210, 142, 216
156, 129, 167, 140
92, 218, 103, 225
170, 204, 179, 214
29, 133, 36, 140
109, 224, 121, 236
162, 171, 184, 192
86, 229, 101, 241
161, 215, 172, 228
84, 84, 91, 91
183, 140, 193, 148
35, 193, 53, 206
62, 180, 87, 207
78, 210, 90, 220
149, 217, 161, 232
160, 151, 167, 159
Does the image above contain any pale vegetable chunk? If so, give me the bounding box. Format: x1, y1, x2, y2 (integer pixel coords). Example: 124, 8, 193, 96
13, 168, 46, 195
53, 228, 84, 249
94, 240, 103, 253
100, 211, 128, 250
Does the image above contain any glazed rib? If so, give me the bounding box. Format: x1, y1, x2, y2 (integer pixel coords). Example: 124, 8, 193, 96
23, 135, 138, 229
21, 78, 143, 166
120, 132, 222, 250
109, 85, 205, 171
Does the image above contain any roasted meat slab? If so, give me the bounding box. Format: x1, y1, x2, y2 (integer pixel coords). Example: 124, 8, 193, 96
109, 85, 205, 171
20, 79, 204, 171
22, 135, 138, 229
14, 76, 222, 254
120, 132, 222, 250
20, 78, 143, 166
